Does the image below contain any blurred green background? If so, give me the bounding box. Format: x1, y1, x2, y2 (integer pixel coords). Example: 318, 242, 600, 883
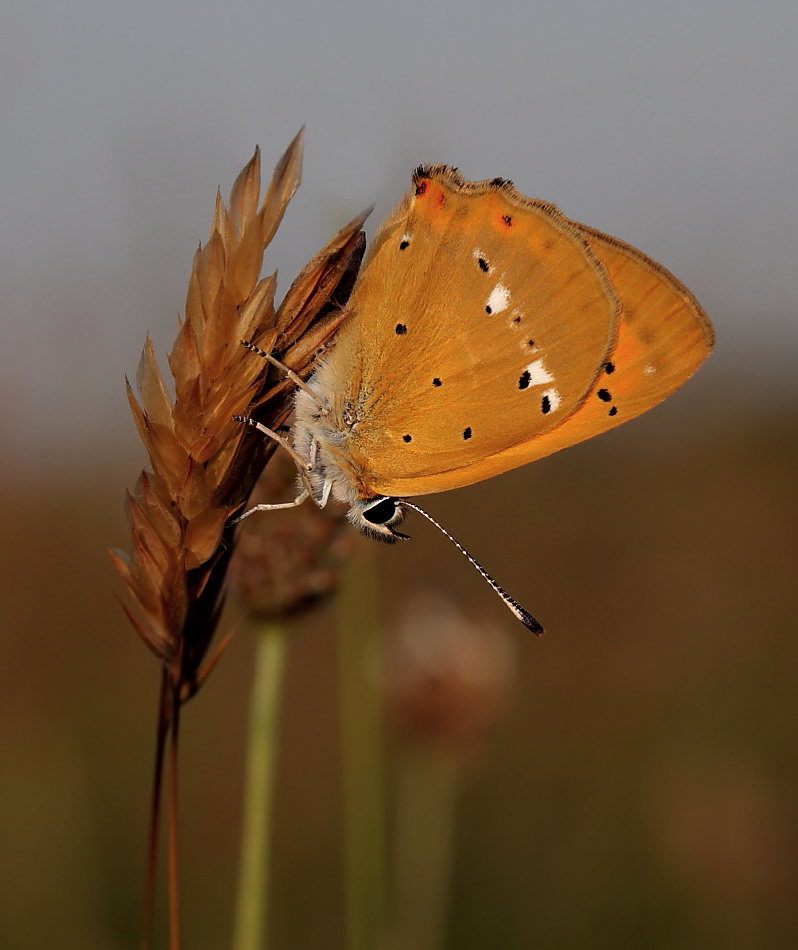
2, 391, 796, 949
1, 1, 797, 947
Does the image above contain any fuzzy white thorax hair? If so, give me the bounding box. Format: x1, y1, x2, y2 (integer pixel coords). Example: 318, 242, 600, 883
292, 362, 405, 541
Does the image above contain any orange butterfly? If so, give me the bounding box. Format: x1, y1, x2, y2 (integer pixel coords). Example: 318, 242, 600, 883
240, 166, 714, 632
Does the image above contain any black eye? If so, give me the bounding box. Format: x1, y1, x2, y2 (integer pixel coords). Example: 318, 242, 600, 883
362, 497, 399, 525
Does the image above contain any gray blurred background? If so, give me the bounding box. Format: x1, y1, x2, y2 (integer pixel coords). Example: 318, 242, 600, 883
1, 1, 796, 948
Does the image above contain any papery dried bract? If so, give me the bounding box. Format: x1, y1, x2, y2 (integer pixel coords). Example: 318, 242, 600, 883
114, 129, 368, 694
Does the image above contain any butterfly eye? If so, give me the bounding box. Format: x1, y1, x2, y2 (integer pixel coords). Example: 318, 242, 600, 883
361, 496, 401, 526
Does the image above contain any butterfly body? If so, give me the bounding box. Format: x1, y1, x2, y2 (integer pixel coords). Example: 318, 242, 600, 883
289, 165, 713, 541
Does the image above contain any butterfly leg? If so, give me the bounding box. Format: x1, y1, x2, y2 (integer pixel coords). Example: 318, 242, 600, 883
240, 340, 328, 411
302, 442, 332, 508
235, 473, 331, 524
234, 487, 310, 524
233, 415, 311, 474
232, 414, 319, 522
317, 477, 332, 508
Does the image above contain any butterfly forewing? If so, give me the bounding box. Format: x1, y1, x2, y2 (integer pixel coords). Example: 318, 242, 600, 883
335, 167, 620, 497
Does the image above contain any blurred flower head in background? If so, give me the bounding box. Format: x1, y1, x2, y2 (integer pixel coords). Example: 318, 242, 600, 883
231, 451, 359, 619
382, 591, 518, 759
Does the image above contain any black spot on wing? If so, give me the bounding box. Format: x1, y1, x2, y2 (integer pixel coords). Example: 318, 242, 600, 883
478, 257, 489, 272
609, 406, 618, 416
433, 378, 442, 387
463, 427, 472, 440
395, 323, 407, 335
605, 361, 615, 374
399, 239, 409, 250
518, 370, 531, 390
541, 395, 551, 414
597, 388, 612, 402
403, 434, 412, 442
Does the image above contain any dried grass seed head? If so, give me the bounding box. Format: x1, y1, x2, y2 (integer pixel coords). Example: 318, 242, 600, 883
112, 130, 368, 695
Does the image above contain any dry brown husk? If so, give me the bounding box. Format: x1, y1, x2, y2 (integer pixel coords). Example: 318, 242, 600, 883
111, 130, 367, 699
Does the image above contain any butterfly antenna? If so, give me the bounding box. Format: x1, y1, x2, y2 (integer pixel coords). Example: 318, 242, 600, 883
402, 501, 544, 636
240, 339, 327, 408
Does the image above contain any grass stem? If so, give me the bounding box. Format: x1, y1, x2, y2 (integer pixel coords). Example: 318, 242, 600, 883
390, 749, 458, 950
168, 686, 181, 950
140, 668, 170, 950
337, 542, 386, 950
233, 620, 289, 950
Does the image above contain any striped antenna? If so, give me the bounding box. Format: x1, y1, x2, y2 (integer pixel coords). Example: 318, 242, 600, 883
402, 501, 544, 636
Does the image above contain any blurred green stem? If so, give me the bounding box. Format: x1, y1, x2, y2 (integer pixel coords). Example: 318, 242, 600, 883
233, 620, 289, 950
337, 542, 386, 950
390, 748, 459, 950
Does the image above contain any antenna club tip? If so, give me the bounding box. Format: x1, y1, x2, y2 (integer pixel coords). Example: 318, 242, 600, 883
522, 614, 545, 636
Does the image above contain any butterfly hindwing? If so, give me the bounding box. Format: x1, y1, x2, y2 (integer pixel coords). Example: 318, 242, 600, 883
575, 222, 715, 419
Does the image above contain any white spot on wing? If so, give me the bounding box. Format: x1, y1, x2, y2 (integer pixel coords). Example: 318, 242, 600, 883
486, 283, 510, 314
644, 364, 656, 375
524, 358, 554, 386
542, 387, 561, 411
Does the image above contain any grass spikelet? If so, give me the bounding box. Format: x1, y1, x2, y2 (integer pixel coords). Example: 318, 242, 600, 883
111, 130, 368, 949
113, 129, 368, 697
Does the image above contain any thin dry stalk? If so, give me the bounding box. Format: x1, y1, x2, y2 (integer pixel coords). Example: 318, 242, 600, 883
168, 696, 181, 950
111, 130, 368, 950
141, 670, 170, 947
